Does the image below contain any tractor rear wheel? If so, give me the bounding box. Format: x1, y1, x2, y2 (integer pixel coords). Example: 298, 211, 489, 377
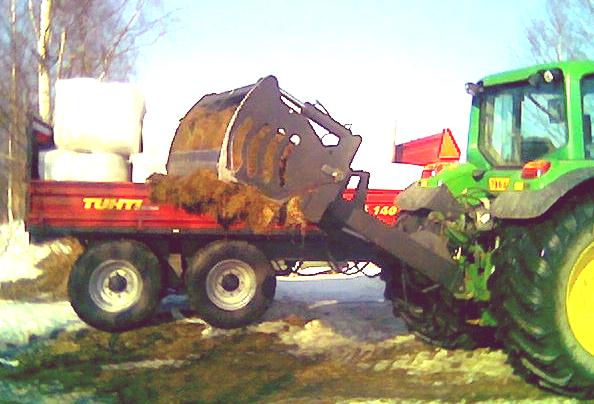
492, 196, 594, 398
390, 212, 496, 349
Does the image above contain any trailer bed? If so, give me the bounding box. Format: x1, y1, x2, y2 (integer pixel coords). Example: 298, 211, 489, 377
27, 180, 400, 238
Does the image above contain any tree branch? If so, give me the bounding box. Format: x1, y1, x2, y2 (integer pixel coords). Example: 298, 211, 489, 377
99, 0, 145, 80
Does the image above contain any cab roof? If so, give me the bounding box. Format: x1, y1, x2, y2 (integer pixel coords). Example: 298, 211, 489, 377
480, 60, 594, 87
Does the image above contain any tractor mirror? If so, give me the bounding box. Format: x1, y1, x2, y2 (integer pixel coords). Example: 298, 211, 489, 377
465, 82, 483, 96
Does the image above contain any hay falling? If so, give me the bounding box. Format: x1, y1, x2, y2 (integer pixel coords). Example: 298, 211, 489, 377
160, 94, 306, 233
149, 169, 306, 233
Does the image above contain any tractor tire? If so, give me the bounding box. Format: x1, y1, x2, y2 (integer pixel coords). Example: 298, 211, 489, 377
68, 239, 162, 332
492, 196, 594, 398
390, 212, 496, 349
185, 240, 276, 329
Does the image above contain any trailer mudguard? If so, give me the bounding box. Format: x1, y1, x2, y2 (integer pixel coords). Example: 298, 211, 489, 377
492, 168, 594, 219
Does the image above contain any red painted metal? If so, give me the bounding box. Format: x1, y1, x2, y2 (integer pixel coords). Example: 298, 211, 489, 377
393, 129, 461, 166
27, 180, 401, 234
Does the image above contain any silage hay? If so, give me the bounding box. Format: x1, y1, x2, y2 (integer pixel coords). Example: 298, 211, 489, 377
169, 104, 236, 153
149, 169, 306, 233
229, 120, 291, 184
160, 95, 305, 233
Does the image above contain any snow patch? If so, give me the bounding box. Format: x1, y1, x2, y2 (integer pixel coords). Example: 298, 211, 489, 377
0, 221, 55, 282
101, 359, 186, 371
0, 300, 86, 350
0, 223, 84, 352
384, 347, 515, 384
253, 277, 408, 359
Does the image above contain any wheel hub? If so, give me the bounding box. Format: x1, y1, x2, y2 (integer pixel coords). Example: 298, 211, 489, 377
206, 259, 257, 311
567, 241, 594, 356
222, 274, 240, 292
108, 273, 128, 293
89, 260, 143, 313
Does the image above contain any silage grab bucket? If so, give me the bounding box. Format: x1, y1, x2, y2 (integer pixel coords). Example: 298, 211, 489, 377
167, 75, 362, 222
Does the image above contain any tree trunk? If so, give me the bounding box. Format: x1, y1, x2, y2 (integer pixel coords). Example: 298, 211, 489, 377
37, 0, 52, 123
7, 0, 18, 223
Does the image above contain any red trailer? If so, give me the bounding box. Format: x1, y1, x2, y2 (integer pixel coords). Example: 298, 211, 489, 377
26, 176, 401, 331
26, 117, 458, 332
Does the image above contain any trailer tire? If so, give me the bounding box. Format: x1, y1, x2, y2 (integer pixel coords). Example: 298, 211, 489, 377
390, 212, 496, 349
68, 239, 162, 332
492, 196, 594, 398
185, 240, 276, 329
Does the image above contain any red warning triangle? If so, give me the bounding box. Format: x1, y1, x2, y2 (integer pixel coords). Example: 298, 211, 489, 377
438, 129, 461, 161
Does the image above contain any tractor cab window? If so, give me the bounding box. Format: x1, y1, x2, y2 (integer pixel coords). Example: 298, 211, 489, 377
581, 76, 594, 158
479, 74, 567, 167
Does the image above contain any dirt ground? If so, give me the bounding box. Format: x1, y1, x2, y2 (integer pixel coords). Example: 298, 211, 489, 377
0, 238, 576, 403
0, 300, 572, 404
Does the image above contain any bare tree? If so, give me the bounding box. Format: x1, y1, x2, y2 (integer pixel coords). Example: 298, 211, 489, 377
0, 0, 172, 222
27, 0, 171, 122
29, 0, 52, 122
525, 0, 594, 62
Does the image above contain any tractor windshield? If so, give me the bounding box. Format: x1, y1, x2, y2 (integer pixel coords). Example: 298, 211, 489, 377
478, 76, 567, 167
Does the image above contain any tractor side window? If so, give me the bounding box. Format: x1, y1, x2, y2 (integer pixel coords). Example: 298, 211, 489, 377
479, 77, 567, 167
581, 76, 594, 158
480, 92, 516, 165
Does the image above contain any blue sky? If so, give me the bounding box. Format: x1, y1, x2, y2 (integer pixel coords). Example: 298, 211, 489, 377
135, 0, 544, 187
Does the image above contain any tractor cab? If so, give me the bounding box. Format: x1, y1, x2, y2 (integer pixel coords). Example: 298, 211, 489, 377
402, 61, 594, 220
472, 68, 566, 167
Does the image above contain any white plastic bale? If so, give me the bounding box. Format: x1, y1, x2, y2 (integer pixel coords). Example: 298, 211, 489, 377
41, 149, 131, 182
38, 150, 49, 180
129, 153, 166, 183
53, 78, 145, 155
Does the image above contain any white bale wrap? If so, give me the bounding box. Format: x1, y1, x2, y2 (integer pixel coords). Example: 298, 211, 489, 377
53, 78, 145, 155
130, 153, 166, 183
41, 149, 130, 182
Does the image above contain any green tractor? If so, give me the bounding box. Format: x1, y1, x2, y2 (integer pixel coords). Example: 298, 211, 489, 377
393, 60, 594, 398
166, 62, 594, 397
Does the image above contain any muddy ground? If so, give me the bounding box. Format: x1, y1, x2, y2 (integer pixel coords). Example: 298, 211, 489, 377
0, 296, 574, 404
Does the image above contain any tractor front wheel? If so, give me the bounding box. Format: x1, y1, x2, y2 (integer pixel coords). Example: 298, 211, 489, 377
390, 265, 496, 349
389, 212, 496, 349
492, 196, 594, 398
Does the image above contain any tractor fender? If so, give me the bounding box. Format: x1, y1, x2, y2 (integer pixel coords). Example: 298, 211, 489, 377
491, 168, 594, 219
395, 183, 465, 216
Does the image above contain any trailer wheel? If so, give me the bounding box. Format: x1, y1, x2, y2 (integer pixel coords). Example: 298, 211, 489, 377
390, 212, 496, 349
68, 240, 162, 332
185, 240, 276, 329
492, 196, 594, 398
